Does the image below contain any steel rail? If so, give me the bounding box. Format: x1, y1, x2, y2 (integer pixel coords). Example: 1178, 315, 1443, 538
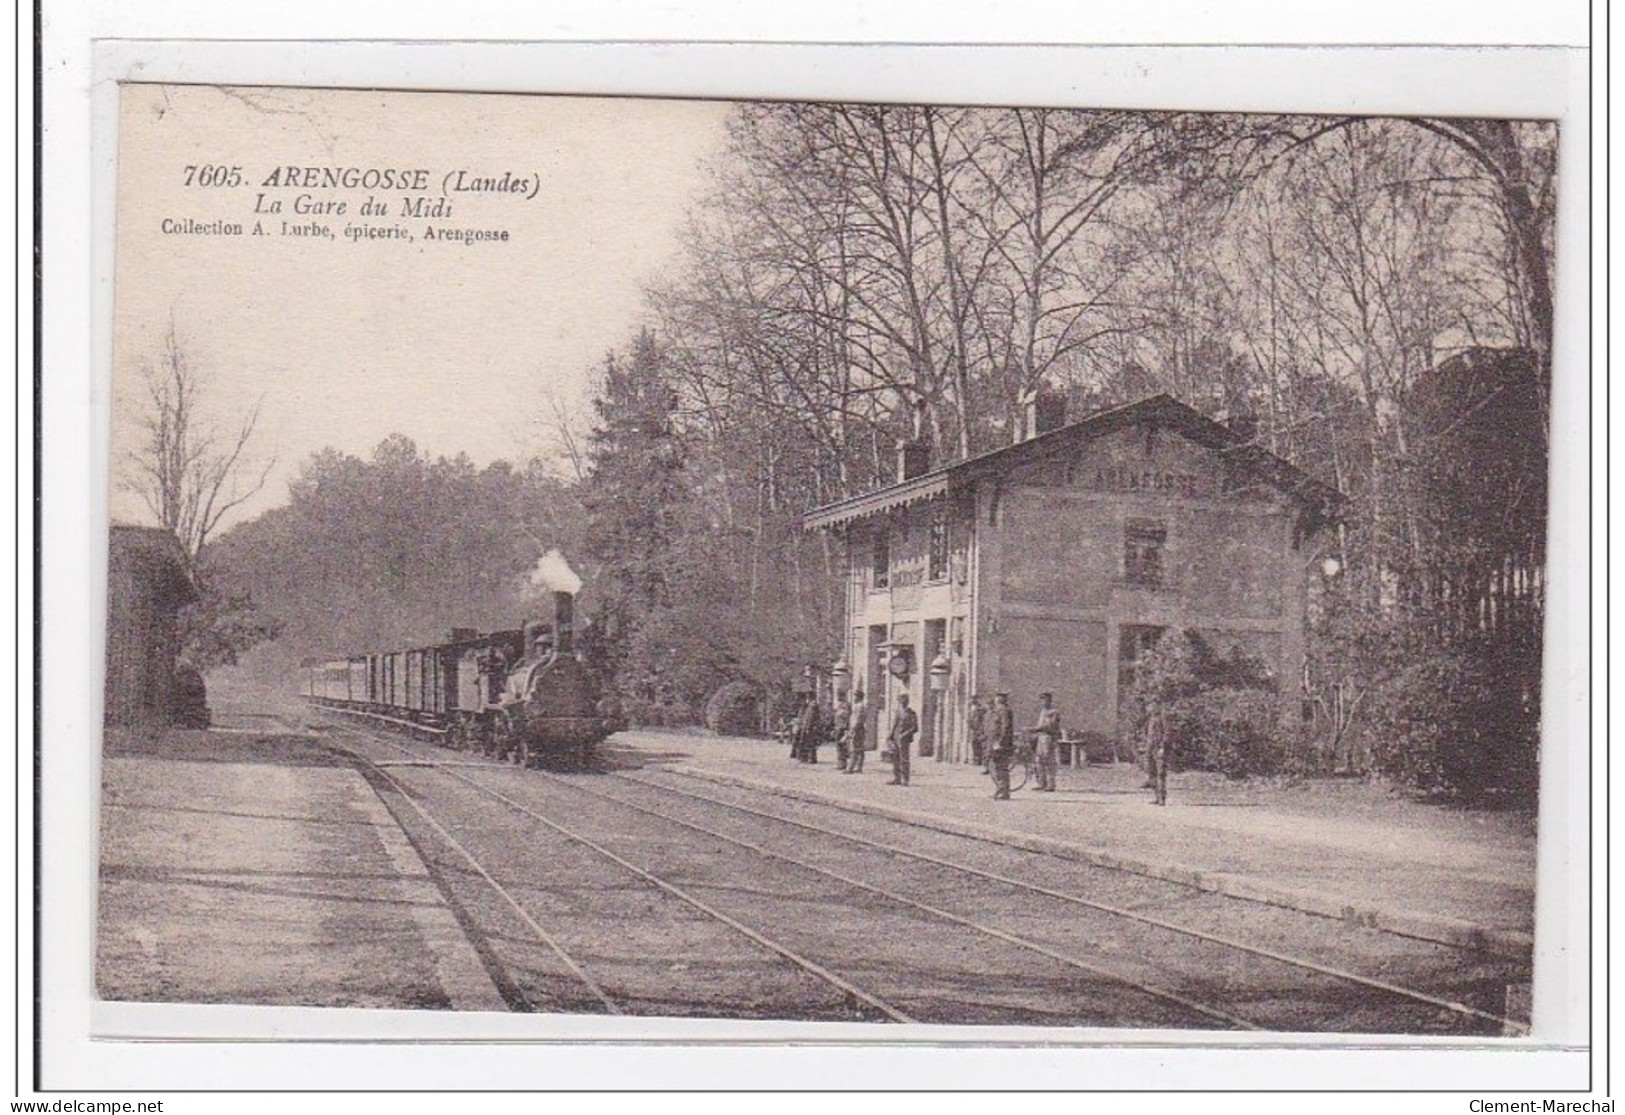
629, 770, 1528, 1036
347, 727, 915, 1023
325, 702, 449, 740
511, 768, 1258, 1030
344, 749, 621, 1015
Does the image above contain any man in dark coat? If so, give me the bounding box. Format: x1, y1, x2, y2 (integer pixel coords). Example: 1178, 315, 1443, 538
797, 695, 827, 763
886, 692, 918, 786
790, 696, 812, 762
989, 691, 1016, 800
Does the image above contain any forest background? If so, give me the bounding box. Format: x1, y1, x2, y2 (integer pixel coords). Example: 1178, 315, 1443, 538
130, 105, 1555, 806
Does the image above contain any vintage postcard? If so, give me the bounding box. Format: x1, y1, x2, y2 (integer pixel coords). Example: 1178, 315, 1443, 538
97, 77, 1565, 1055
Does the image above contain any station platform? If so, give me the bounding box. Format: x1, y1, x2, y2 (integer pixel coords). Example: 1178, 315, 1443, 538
97, 724, 506, 1011
613, 729, 1538, 957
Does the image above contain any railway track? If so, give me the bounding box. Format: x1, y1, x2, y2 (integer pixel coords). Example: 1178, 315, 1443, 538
609, 769, 1527, 1035
320, 711, 1528, 1033
337, 724, 1236, 1027
351, 757, 620, 1014
349, 741, 910, 1022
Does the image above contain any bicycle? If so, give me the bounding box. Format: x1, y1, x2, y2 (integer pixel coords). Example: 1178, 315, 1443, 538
1008, 736, 1038, 792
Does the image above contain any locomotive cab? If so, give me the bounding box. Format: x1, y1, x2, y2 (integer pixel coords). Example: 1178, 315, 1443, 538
496, 592, 610, 767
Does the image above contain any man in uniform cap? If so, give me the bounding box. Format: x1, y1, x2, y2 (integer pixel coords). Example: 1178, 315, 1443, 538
886, 692, 918, 786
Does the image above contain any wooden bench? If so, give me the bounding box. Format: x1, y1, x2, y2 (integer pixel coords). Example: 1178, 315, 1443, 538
1059, 731, 1122, 766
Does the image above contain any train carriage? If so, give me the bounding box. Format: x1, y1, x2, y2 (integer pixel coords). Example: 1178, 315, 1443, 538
301, 658, 357, 706
404, 648, 431, 717
381, 652, 401, 711
327, 661, 351, 702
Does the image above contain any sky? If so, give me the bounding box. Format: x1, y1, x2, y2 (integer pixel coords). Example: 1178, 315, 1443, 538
110, 85, 731, 529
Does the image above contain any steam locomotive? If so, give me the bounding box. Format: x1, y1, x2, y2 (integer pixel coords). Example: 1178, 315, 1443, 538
300, 587, 615, 767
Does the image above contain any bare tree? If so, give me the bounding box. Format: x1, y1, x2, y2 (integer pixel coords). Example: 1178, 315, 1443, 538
516, 383, 593, 484
124, 322, 276, 567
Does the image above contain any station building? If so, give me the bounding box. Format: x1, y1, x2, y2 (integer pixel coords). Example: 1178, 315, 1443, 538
802, 395, 1339, 764
105, 524, 199, 727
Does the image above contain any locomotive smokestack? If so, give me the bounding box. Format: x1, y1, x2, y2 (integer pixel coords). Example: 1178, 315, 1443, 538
527, 549, 583, 656
553, 592, 574, 656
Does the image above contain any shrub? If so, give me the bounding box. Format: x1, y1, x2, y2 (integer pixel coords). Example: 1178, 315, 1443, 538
1357, 638, 1514, 803
1306, 579, 1535, 806
705, 681, 765, 737
1125, 629, 1286, 779
1179, 687, 1286, 778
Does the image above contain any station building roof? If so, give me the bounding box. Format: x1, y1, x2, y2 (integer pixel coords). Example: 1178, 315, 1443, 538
802, 394, 1341, 537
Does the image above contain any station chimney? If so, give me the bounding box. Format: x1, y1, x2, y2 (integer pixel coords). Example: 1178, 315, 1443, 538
896, 399, 932, 481
896, 436, 932, 482
1023, 390, 1067, 440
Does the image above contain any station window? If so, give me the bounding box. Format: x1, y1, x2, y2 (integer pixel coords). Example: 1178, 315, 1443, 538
1124, 520, 1167, 586
872, 528, 890, 589
927, 507, 950, 582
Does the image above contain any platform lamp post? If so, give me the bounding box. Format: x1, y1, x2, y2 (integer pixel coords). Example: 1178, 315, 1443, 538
873, 644, 893, 733
928, 652, 950, 761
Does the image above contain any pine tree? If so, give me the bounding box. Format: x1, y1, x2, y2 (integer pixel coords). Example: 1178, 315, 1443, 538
579, 331, 694, 697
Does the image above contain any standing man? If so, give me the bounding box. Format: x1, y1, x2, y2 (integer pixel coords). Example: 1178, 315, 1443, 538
886, 692, 918, 786
989, 692, 1015, 800
832, 689, 853, 771
788, 697, 804, 761
1031, 691, 1061, 792
801, 694, 827, 764
1147, 709, 1170, 806
968, 694, 989, 771
791, 695, 813, 763
846, 689, 868, 773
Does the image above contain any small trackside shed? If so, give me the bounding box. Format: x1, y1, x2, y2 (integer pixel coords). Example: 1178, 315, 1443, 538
105, 524, 199, 727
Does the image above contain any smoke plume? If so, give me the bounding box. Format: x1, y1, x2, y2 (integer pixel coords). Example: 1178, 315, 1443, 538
528, 549, 583, 595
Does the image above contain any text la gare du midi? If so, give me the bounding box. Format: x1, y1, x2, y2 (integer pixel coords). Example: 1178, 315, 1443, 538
164, 164, 538, 244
